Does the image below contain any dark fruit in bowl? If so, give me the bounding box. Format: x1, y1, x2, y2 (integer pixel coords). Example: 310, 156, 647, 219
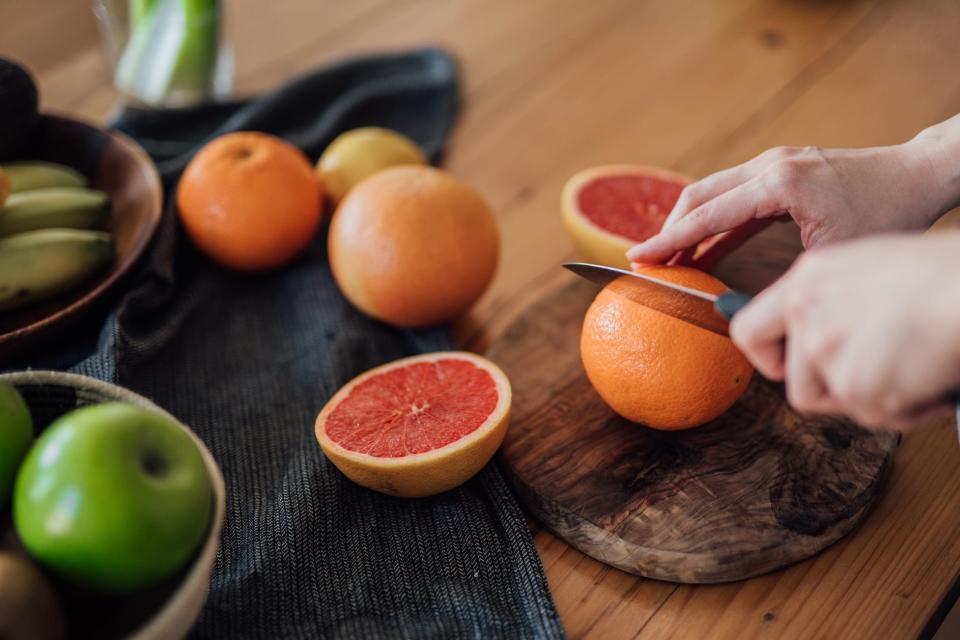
0, 552, 67, 640
0, 58, 39, 161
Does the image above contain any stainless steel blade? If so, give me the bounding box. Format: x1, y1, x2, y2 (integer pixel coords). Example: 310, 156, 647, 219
563, 262, 730, 336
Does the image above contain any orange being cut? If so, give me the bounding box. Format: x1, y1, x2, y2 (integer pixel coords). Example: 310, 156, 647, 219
562, 164, 691, 269
580, 265, 753, 430
315, 352, 511, 497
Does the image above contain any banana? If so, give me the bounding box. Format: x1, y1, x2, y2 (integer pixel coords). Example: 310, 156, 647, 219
0, 187, 110, 236
0, 229, 113, 311
0, 168, 10, 209
0, 162, 87, 193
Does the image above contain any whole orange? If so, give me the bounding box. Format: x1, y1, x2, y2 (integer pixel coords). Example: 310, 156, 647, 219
328, 166, 499, 327
177, 131, 323, 271
580, 265, 753, 430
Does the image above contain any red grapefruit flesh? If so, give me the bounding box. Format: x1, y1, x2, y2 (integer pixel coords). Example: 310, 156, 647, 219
576, 172, 685, 243
562, 164, 771, 270
315, 351, 511, 497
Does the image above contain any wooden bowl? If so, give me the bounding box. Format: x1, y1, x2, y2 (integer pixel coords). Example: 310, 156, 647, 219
0, 113, 163, 361
0, 370, 225, 640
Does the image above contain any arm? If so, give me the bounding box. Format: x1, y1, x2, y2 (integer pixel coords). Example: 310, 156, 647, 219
626, 113, 960, 265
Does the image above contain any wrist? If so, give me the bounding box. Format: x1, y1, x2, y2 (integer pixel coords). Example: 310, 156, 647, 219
906, 116, 960, 217
927, 232, 960, 365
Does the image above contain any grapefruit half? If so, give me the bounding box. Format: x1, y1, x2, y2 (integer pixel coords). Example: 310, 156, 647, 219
315, 351, 511, 497
562, 164, 691, 269
562, 164, 774, 270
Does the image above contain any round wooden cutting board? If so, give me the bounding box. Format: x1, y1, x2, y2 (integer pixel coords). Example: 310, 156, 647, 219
488, 277, 898, 584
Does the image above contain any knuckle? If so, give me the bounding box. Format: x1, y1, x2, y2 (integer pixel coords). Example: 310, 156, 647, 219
767, 159, 803, 193
805, 327, 838, 360
828, 376, 861, 408
762, 146, 797, 162
678, 182, 700, 204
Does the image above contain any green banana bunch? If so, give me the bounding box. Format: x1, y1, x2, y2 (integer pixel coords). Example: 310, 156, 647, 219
0, 229, 113, 311
0, 161, 86, 193
0, 187, 109, 236
0, 162, 115, 312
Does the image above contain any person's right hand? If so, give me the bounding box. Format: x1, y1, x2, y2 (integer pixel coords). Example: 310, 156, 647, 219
626, 139, 955, 265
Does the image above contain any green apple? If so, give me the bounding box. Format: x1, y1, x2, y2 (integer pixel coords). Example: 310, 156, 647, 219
0, 382, 32, 508
14, 402, 212, 593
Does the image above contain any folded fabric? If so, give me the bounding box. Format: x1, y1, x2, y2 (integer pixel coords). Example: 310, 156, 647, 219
49, 48, 563, 638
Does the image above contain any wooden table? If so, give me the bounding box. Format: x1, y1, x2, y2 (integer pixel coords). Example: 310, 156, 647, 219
7, 0, 960, 637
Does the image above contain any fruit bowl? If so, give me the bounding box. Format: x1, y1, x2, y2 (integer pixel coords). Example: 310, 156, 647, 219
0, 113, 162, 361
0, 371, 225, 640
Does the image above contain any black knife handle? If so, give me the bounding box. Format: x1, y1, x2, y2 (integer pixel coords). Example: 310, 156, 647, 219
715, 291, 752, 321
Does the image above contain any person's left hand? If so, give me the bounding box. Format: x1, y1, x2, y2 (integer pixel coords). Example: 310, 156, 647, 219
730, 231, 960, 430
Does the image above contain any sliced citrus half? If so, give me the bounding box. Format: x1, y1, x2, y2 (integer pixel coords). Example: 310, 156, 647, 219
562, 164, 776, 270
562, 164, 692, 269
315, 351, 511, 497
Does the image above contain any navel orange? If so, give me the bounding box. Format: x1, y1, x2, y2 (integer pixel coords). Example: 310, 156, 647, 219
580, 265, 753, 430
328, 165, 499, 327
315, 351, 511, 497
177, 131, 323, 271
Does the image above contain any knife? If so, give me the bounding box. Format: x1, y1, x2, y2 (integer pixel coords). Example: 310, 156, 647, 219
562, 262, 752, 337
564, 261, 960, 437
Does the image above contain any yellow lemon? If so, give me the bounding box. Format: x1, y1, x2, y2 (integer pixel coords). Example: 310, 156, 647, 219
316, 127, 427, 205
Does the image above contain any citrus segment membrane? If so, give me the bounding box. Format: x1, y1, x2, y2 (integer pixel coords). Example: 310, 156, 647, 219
324, 358, 499, 457
577, 173, 685, 242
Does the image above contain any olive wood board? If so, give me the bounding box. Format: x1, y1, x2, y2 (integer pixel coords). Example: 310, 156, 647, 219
488, 277, 898, 584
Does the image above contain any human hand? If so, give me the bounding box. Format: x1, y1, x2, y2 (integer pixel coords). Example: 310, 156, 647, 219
729, 232, 960, 430
626, 139, 956, 265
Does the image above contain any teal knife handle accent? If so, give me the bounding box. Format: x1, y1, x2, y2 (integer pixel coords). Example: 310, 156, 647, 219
714, 291, 960, 436
715, 291, 752, 321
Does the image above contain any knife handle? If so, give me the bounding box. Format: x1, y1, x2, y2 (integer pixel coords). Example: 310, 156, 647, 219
715, 291, 752, 321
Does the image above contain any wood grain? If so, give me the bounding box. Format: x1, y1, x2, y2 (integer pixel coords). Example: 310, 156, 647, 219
489, 277, 897, 583
6, 0, 960, 637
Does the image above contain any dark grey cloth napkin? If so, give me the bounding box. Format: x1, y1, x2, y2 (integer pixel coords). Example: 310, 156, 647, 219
40, 48, 563, 638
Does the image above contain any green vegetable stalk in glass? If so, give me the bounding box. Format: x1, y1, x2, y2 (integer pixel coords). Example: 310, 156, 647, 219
114, 0, 220, 106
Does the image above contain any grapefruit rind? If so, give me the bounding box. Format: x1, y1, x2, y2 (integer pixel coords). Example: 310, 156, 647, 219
561, 164, 692, 269
315, 351, 511, 497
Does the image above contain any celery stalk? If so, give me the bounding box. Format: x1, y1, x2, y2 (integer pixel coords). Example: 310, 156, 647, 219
114, 0, 219, 106
129, 0, 159, 29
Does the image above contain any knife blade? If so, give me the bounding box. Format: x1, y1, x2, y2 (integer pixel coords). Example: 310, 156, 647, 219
562, 262, 752, 337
